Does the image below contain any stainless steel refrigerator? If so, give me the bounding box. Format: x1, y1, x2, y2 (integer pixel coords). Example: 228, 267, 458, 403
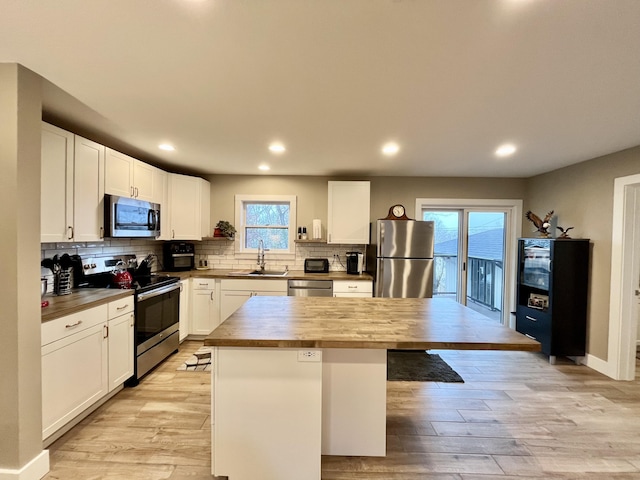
370, 220, 435, 298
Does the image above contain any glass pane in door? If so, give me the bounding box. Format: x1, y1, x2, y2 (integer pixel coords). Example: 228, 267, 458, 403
423, 211, 460, 300
466, 212, 506, 322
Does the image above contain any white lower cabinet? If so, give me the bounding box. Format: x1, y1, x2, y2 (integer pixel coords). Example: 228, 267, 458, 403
41, 305, 109, 440
42, 295, 136, 441
220, 279, 288, 322
107, 297, 135, 391
333, 280, 373, 298
191, 278, 219, 335
179, 279, 191, 341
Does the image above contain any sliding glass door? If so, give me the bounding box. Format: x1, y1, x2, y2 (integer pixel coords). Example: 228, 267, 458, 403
421, 204, 514, 324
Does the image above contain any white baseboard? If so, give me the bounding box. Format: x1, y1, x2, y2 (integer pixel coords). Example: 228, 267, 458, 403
584, 353, 618, 379
0, 450, 49, 480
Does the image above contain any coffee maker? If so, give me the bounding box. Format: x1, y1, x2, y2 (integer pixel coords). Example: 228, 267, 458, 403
346, 252, 364, 275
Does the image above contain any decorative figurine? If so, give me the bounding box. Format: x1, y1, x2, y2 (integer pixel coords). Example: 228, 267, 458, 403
525, 210, 554, 237
557, 226, 574, 239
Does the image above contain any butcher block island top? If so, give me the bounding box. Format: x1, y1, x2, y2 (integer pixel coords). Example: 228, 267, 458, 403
204, 296, 540, 351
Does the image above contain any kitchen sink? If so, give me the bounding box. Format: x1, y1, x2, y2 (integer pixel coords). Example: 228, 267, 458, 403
228, 269, 289, 277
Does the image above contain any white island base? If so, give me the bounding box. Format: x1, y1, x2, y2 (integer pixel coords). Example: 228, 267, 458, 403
212, 347, 387, 480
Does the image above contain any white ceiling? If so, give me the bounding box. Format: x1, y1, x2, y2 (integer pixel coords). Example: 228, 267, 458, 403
2, 0, 639, 177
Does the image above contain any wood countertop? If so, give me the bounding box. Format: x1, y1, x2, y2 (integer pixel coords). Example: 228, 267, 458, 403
158, 269, 373, 281
41, 289, 134, 322
204, 296, 541, 351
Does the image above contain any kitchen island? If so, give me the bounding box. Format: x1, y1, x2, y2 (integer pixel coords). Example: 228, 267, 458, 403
204, 296, 540, 480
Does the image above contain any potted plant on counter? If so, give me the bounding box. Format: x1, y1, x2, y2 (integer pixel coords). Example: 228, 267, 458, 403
214, 220, 236, 239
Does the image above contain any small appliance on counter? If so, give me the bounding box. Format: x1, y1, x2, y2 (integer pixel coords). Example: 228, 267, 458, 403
304, 258, 329, 273
346, 252, 364, 275
163, 242, 195, 271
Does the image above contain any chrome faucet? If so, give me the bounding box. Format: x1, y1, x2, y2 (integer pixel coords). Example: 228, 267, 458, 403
257, 239, 266, 271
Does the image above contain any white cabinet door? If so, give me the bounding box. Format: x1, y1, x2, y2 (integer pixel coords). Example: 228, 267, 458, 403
108, 311, 134, 391
219, 279, 288, 322
105, 148, 155, 202
151, 166, 166, 205
191, 279, 219, 335
73, 136, 105, 242
157, 169, 171, 240
169, 173, 201, 240
105, 148, 134, 198
199, 177, 211, 238
41, 320, 108, 440
133, 160, 155, 202
327, 181, 370, 244
41, 122, 74, 243
220, 291, 253, 322
179, 279, 190, 341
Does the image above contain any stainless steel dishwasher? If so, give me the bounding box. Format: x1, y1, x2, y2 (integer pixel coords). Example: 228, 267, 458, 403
287, 279, 333, 296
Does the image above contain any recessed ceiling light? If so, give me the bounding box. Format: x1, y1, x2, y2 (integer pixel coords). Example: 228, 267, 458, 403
495, 144, 516, 157
268, 143, 286, 154
258, 164, 270, 171
159, 144, 175, 151
381, 142, 400, 156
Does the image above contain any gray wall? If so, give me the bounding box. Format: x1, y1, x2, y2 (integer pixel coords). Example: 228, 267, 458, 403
0, 64, 44, 471
207, 174, 528, 229
525, 145, 640, 360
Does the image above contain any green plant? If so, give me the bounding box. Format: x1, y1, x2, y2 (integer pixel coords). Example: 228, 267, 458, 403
215, 220, 236, 238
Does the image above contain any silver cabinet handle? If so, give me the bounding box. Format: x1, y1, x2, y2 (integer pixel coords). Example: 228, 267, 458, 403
524, 333, 536, 340
525, 315, 537, 322
65, 320, 82, 329
210, 291, 214, 301
116, 304, 129, 311
130, 186, 135, 197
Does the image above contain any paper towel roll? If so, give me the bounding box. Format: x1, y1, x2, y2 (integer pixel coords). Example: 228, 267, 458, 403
312, 219, 322, 239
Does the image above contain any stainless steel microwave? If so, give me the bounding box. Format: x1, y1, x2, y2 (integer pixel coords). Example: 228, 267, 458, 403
104, 194, 160, 238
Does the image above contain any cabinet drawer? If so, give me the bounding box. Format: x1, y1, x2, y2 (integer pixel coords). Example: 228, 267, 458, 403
333, 280, 372, 294
42, 304, 108, 346
516, 306, 551, 349
192, 278, 216, 290
107, 296, 134, 319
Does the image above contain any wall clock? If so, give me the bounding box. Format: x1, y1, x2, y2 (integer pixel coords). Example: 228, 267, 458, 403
383, 204, 411, 220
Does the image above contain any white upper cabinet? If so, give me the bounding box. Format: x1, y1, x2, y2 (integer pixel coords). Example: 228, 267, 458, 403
73, 136, 106, 242
41, 123, 105, 243
199, 177, 211, 238
167, 173, 210, 240
105, 148, 155, 202
41, 123, 74, 243
327, 181, 371, 244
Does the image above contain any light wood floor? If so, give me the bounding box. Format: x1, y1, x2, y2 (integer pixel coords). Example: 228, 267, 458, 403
44, 341, 640, 479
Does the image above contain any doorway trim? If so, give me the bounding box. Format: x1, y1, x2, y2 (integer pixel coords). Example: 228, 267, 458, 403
415, 198, 523, 327
607, 173, 640, 380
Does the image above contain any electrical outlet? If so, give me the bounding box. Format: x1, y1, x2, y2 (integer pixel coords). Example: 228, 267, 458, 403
297, 350, 322, 362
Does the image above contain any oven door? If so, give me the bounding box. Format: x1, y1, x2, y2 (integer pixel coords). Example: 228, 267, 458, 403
135, 283, 180, 351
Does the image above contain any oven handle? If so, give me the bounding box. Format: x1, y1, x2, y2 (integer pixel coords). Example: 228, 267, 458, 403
137, 283, 180, 302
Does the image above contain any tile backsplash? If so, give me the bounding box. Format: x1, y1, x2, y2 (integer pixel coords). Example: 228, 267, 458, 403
40, 239, 367, 291
194, 240, 366, 272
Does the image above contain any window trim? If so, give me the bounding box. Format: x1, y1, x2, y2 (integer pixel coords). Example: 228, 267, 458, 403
234, 194, 297, 258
